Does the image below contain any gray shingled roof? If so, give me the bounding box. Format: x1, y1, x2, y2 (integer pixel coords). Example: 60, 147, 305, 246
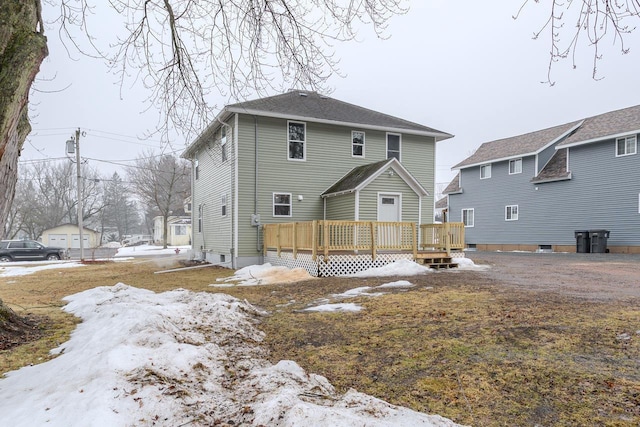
227, 91, 452, 139
443, 173, 461, 194
531, 148, 571, 183
435, 197, 448, 210
557, 104, 640, 147
322, 159, 392, 196
453, 121, 581, 169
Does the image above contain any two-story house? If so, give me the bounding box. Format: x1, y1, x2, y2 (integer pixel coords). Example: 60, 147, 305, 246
182, 91, 453, 270
445, 104, 640, 253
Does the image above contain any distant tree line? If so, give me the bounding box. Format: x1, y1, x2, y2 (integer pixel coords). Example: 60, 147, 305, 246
3, 153, 190, 247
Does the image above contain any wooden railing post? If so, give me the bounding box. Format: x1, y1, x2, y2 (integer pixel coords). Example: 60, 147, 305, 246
370, 221, 376, 260
263, 225, 267, 256
292, 222, 298, 259
412, 223, 417, 259
323, 220, 329, 261
445, 222, 451, 254
276, 223, 281, 257
312, 220, 318, 261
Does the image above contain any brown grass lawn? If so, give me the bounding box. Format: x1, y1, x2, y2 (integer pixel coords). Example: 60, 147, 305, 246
1, 258, 639, 426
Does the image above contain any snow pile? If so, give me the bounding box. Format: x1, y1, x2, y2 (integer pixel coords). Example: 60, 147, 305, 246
332, 286, 385, 298
102, 241, 122, 249
376, 280, 415, 289
453, 257, 491, 271
215, 262, 313, 286
114, 245, 190, 258
0, 285, 463, 426
346, 259, 432, 278
0, 262, 84, 278
302, 302, 363, 313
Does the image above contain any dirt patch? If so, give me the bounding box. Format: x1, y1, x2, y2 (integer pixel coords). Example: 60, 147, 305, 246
0, 303, 44, 351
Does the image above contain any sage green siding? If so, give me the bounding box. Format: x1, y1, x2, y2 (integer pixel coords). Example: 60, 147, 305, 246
358, 171, 420, 223
191, 122, 235, 260
191, 112, 437, 265
325, 193, 356, 220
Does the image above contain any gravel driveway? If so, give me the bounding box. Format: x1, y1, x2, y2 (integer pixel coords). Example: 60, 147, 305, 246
464, 251, 640, 301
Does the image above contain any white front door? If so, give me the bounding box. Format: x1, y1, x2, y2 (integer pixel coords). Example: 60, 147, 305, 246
378, 194, 400, 222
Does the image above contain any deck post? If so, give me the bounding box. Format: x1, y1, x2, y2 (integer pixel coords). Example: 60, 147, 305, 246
312, 220, 318, 261
276, 223, 281, 257
412, 222, 417, 260
445, 222, 451, 255
263, 225, 267, 256
292, 222, 297, 259
370, 221, 376, 261
323, 220, 329, 261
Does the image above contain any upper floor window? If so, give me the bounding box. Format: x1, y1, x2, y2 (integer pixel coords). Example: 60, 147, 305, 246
505, 205, 519, 221
221, 126, 227, 146
352, 131, 365, 157
480, 164, 492, 179
221, 194, 227, 217
509, 158, 522, 175
273, 193, 292, 217
194, 159, 199, 180
616, 135, 637, 157
198, 205, 203, 232
221, 144, 227, 162
288, 121, 306, 160
462, 208, 474, 227
386, 133, 401, 161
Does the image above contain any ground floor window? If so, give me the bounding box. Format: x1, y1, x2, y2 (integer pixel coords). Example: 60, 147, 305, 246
273, 193, 292, 217
505, 205, 519, 221
462, 208, 474, 227
174, 225, 187, 235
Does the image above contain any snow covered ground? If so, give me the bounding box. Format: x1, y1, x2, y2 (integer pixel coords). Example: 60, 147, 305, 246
0, 261, 84, 278
114, 244, 191, 258
0, 284, 464, 426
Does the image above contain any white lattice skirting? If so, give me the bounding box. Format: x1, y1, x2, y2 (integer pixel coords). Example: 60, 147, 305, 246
265, 251, 417, 277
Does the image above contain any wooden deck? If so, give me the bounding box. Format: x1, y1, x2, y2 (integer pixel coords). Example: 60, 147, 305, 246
263, 221, 464, 272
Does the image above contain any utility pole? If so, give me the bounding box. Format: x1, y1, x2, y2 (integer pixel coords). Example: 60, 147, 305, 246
66, 128, 84, 261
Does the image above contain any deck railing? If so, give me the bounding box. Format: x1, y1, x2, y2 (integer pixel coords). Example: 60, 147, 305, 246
263, 221, 464, 260
419, 223, 465, 252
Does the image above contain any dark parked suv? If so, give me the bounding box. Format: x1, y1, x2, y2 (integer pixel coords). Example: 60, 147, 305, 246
0, 240, 68, 262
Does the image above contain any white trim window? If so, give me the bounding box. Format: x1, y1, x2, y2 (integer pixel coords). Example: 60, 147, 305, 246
480, 164, 491, 179
386, 133, 401, 161
221, 127, 228, 162
505, 205, 519, 221
462, 208, 474, 227
221, 194, 227, 217
288, 121, 306, 160
352, 131, 365, 157
194, 159, 199, 180
198, 205, 203, 233
509, 158, 522, 175
174, 225, 187, 236
273, 193, 292, 217
616, 135, 637, 157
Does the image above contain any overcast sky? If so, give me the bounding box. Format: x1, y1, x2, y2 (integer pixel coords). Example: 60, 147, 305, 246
22, 1, 640, 190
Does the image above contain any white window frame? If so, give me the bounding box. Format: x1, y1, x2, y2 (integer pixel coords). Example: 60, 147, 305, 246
198, 205, 203, 233
194, 159, 199, 180
509, 158, 522, 175
221, 126, 227, 146
505, 205, 519, 221
221, 194, 227, 217
480, 164, 491, 179
287, 121, 306, 161
616, 135, 637, 157
462, 208, 474, 228
352, 131, 365, 158
273, 193, 292, 217
173, 225, 187, 236
386, 133, 401, 161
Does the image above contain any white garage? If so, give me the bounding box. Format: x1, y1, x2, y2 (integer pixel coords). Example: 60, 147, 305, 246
40, 224, 100, 249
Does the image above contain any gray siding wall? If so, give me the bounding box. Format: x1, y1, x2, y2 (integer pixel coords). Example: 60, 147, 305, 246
449, 136, 640, 247
235, 114, 436, 258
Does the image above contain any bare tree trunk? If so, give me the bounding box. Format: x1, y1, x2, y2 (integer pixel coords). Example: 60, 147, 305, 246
0, 0, 48, 232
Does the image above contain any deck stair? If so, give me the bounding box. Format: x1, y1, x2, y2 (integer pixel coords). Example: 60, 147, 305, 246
414, 252, 458, 269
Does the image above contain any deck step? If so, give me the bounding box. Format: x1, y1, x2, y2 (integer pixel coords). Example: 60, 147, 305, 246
415, 257, 458, 269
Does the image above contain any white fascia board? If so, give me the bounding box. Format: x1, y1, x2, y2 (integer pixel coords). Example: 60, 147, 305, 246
225, 107, 453, 140
557, 127, 640, 149
182, 109, 234, 158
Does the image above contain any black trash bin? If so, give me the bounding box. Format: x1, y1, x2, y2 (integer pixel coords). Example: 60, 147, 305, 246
574, 230, 590, 253
589, 230, 610, 253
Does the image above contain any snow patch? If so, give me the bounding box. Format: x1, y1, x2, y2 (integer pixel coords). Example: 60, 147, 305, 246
216, 263, 313, 286
303, 303, 363, 312
345, 259, 432, 278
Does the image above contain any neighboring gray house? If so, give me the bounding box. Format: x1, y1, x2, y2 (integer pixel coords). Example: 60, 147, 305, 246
446, 104, 640, 253
182, 90, 452, 268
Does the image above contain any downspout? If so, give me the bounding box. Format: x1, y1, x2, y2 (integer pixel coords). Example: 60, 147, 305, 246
255, 116, 261, 253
